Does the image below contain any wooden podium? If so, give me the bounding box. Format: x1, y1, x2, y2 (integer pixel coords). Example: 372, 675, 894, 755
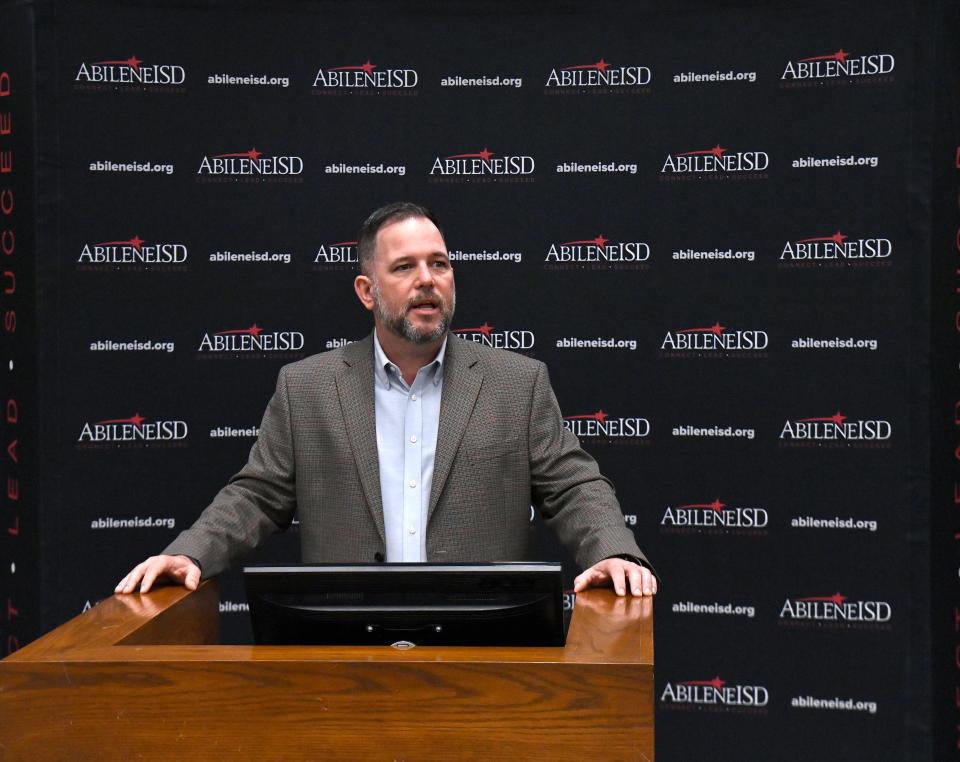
0, 582, 654, 761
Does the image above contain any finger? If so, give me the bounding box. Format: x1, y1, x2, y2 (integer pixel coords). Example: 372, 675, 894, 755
573, 566, 605, 592
573, 570, 594, 592
642, 569, 655, 596
650, 574, 658, 595
611, 565, 627, 596
627, 566, 644, 596
184, 563, 200, 591
139, 561, 163, 594
119, 560, 149, 594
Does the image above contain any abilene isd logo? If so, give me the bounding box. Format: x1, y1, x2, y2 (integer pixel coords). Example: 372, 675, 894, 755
78, 413, 188, 446
544, 58, 651, 89
197, 148, 304, 176
779, 592, 892, 627
779, 411, 892, 443
453, 323, 535, 351
660, 499, 769, 533
313, 239, 358, 268
77, 235, 188, 267
75, 55, 186, 85
780, 230, 892, 266
197, 324, 306, 355
660, 676, 769, 711
661, 144, 769, 175
312, 60, 418, 89
660, 323, 768, 353
429, 147, 535, 179
562, 409, 650, 440
781, 48, 895, 81
544, 234, 650, 269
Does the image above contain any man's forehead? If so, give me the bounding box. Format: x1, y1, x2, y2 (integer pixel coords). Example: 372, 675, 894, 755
376, 216, 447, 255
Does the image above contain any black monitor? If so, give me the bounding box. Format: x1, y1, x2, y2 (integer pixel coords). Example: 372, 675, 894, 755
243, 562, 566, 647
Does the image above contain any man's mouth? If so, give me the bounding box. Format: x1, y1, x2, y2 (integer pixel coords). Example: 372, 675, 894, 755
409, 296, 440, 312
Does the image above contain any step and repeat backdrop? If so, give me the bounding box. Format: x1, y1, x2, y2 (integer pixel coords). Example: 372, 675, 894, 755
2, 0, 951, 759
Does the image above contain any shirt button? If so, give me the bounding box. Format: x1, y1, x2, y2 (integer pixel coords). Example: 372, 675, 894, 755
411, 394, 417, 401
408, 526, 417, 534
410, 435, 417, 443
409, 480, 417, 488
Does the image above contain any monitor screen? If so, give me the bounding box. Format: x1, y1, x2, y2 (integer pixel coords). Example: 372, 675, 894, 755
243, 562, 566, 647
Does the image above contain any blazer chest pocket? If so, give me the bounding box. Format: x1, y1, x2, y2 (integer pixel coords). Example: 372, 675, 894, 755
464, 435, 521, 461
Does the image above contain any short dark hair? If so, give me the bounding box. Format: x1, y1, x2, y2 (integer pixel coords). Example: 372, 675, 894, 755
357, 202, 444, 275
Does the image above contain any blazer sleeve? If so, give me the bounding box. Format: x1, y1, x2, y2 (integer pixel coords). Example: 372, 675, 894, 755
527, 361, 656, 575
163, 366, 298, 577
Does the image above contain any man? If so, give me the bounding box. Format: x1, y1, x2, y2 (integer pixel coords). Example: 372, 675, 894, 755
116, 203, 657, 597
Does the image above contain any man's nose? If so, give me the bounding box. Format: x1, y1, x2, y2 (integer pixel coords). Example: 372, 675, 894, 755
414, 261, 435, 286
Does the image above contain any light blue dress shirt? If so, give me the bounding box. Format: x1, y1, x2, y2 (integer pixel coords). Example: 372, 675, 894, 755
373, 330, 446, 562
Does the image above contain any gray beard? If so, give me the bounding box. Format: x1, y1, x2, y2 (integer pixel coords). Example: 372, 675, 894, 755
371, 281, 456, 346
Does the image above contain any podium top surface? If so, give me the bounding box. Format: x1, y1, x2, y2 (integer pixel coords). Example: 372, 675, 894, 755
5, 580, 654, 666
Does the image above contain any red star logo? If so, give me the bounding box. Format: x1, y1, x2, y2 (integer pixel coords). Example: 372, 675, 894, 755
709, 499, 726, 513
97, 413, 149, 426
360, 60, 376, 74
798, 232, 850, 244
710, 144, 727, 158
96, 56, 143, 69
246, 148, 262, 161
564, 409, 615, 423
454, 324, 496, 336
685, 676, 727, 688
593, 234, 608, 247
247, 323, 263, 337
830, 411, 847, 425
682, 675, 727, 688
799, 592, 849, 604
595, 58, 609, 72
709, 322, 726, 335
446, 149, 497, 161
96, 237, 148, 249
799, 49, 853, 63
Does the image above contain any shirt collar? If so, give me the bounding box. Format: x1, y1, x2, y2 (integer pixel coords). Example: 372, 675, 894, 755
373, 329, 447, 390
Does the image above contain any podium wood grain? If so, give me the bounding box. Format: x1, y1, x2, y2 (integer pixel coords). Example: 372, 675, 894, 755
0, 581, 654, 761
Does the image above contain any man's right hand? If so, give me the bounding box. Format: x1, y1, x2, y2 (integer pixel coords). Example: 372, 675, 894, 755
115, 554, 201, 595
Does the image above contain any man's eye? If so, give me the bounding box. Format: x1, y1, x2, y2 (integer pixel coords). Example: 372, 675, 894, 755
433, 260, 450, 269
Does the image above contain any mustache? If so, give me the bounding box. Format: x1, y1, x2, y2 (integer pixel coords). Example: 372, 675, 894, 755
406, 290, 444, 309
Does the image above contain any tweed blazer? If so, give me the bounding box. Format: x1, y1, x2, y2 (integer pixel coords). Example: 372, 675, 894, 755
165, 333, 649, 577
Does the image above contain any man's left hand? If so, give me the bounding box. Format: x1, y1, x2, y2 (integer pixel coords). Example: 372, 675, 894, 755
573, 558, 658, 597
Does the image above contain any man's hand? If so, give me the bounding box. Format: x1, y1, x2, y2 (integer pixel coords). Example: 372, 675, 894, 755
115, 554, 200, 595
573, 558, 658, 597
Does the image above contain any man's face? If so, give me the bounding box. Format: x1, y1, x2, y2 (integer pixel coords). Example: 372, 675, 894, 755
359, 216, 455, 345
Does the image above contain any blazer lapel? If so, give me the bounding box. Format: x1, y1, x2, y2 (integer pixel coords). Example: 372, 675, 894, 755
335, 334, 385, 545
429, 335, 482, 520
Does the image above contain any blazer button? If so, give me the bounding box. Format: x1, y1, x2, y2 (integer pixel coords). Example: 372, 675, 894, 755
374, 552, 385, 562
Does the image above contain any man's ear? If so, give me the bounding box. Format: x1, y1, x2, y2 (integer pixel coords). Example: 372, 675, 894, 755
354, 274, 375, 312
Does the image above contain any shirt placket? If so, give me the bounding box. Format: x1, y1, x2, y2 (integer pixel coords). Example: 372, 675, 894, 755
402, 373, 425, 561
